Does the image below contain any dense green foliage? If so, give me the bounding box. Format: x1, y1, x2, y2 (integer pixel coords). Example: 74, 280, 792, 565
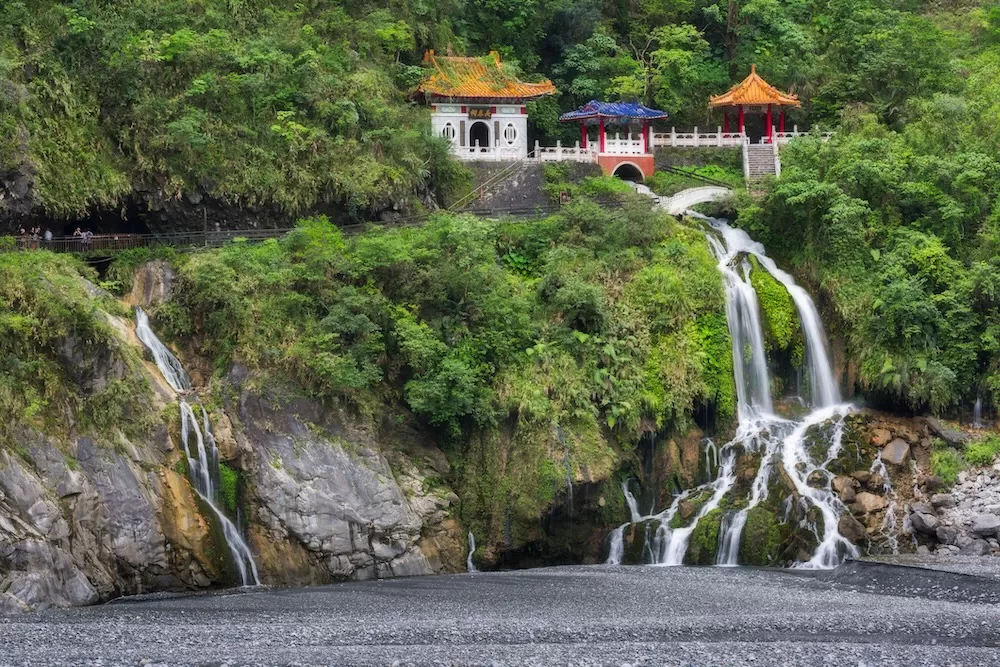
148, 196, 731, 550
965, 435, 1000, 466
0, 251, 153, 438
748, 256, 802, 360
218, 462, 240, 515
736, 3, 1000, 415
931, 448, 964, 485
5, 0, 994, 222
157, 197, 729, 433
0, 1, 464, 219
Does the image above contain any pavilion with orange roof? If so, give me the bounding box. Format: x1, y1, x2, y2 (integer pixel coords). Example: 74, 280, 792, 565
708, 65, 800, 143
417, 51, 557, 160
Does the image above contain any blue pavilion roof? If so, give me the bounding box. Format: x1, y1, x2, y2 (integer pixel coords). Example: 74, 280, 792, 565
559, 100, 669, 122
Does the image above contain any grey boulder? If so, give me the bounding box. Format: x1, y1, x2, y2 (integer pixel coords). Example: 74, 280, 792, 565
971, 513, 1000, 537
881, 439, 911, 466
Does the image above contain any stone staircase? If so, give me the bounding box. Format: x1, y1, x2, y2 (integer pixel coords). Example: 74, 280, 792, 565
743, 143, 779, 181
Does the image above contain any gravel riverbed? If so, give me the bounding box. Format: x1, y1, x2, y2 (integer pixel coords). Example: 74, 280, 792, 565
2, 563, 999, 666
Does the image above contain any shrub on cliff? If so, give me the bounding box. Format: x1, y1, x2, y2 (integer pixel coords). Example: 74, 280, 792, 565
147, 197, 732, 554
0, 251, 153, 437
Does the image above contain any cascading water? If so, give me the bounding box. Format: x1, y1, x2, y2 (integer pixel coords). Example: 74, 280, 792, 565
135, 308, 191, 392
869, 455, 899, 555
605, 525, 626, 565
623, 481, 642, 523
973, 397, 984, 429
135, 309, 260, 586
467, 532, 479, 573
702, 219, 839, 409
611, 188, 857, 568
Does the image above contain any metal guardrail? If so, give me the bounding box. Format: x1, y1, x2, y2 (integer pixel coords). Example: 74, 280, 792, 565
448, 149, 539, 212
1, 194, 644, 256
3, 229, 293, 255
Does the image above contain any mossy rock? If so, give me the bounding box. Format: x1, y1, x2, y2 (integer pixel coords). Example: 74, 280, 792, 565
622, 520, 662, 564
737, 506, 784, 565
684, 507, 723, 565
748, 256, 803, 361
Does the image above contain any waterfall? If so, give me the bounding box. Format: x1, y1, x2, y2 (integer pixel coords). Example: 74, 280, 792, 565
135, 309, 260, 586
605, 524, 626, 565
973, 397, 984, 429
869, 455, 900, 555
705, 233, 772, 417
704, 439, 718, 476
658, 448, 738, 565
703, 220, 840, 408
613, 190, 856, 568
623, 481, 642, 523
778, 405, 857, 567
467, 532, 478, 573
135, 308, 191, 392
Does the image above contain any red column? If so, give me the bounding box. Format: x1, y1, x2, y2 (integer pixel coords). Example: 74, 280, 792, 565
599, 117, 606, 153
642, 120, 648, 153
738, 106, 745, 133
779, 109, 785, 134
580, 123, 587, 149
766, 104, 773, 142
723, 113, 730, 134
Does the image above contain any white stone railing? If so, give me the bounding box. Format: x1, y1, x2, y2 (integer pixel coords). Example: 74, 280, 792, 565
652, 127, 745, 148
653, 125, 834, 148
454, 142, 526, 162
448, 126, 837, 164
602, 134, 646, 155
532, 141, 598, 163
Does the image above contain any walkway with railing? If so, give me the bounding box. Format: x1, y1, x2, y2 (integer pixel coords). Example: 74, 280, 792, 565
4, 228, 293, 255
451, 126, 832, 164
652, 126, 832, 148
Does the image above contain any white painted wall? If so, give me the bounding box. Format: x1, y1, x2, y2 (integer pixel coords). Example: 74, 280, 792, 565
430, 104, 529, 160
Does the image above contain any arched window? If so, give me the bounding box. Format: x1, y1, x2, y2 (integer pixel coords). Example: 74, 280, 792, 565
441, 123, 456, 140
503, 124, 517, 145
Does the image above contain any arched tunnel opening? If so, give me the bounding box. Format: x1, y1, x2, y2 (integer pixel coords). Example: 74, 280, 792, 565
612, 163, 644, 183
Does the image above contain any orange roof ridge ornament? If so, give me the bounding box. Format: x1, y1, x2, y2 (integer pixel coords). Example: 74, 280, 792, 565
417, 50, 557, 102
708, 64, 801, 108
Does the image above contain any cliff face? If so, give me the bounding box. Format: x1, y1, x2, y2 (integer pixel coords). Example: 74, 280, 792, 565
0, 372, 468, 613
0, 264, 467, 612
232, 374, 465, 583
0, 421, 221, 613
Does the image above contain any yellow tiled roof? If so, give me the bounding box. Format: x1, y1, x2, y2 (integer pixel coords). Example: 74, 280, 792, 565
709, 65, 801, 108
417, 51, 557, 101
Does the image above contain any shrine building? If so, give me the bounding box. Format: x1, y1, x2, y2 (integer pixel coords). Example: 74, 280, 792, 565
417, 51, 556, 161
708, 64, 801, 143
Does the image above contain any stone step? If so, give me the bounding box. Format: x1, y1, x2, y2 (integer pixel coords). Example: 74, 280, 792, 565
744, 144, 780, 179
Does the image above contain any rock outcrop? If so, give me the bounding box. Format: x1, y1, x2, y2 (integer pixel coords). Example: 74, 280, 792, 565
1, 276, 467, 613
128, 261, 175, 308
0, 430, 217, 614
231, 377, 464, 584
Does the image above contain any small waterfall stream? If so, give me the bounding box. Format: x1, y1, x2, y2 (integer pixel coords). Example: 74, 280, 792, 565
467, 532, 479, 573
606, 525, 626, 565
612, 189, 857, 568
136, 309, 191, 393
135, 309, 260, 586
869, 455, 900, 555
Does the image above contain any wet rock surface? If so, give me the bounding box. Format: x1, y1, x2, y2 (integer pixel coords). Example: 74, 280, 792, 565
2, 564, 1000, 666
